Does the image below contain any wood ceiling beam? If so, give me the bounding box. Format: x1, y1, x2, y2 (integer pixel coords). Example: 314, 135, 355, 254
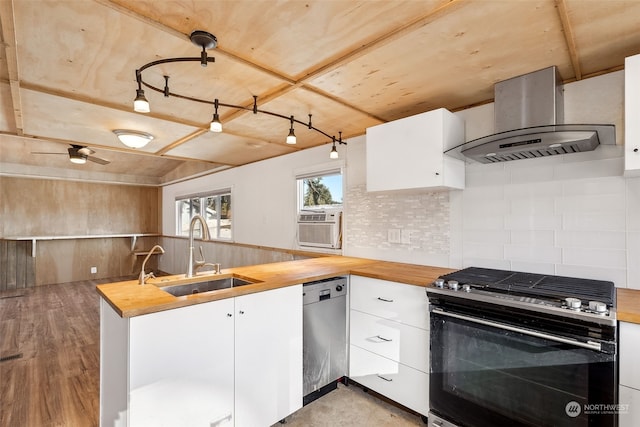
0, 0, 24, 135
555, 0, 582, 80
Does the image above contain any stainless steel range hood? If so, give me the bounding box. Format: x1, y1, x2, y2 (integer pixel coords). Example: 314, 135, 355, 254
445, 66, 616, 163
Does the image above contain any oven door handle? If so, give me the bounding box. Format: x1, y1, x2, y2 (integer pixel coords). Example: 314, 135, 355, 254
433, 308, 603, 352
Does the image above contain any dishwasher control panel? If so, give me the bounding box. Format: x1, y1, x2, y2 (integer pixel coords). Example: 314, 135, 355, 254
303, 276, 348, 304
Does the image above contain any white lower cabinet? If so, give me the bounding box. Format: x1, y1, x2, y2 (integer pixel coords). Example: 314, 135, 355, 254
100, 284, 302, 427
235, 285, 303, 427
348, 275, 430, 416
619, 321, 640, 427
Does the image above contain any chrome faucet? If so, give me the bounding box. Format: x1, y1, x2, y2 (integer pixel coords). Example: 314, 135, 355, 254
186, 214, 211, 277
139, 245, 165, 285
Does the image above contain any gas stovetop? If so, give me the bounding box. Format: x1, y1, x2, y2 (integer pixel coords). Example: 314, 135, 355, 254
426, 267, 616, 325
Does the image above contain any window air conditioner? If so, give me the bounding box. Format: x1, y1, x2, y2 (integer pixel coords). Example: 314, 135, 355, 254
297, 210, 342, 249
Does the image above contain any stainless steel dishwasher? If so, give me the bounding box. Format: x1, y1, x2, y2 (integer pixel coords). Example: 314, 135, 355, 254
303, 276, 348, 405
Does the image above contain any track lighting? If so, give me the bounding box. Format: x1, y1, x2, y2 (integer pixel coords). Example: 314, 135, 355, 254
286, 116, 297, 144
133, 72, 150, 113
330, 132, 347, 159
330, 139, 339, 159
113, 129, 155, 148
132, 30, 345, 151
210, 99, 222, 132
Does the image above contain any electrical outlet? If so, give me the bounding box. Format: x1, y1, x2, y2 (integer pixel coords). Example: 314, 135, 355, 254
90, 266, 97, 274
401, 229, 411, 244
388, 229, 401, 244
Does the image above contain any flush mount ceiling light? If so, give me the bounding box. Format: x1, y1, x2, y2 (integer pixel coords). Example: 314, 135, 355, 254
132, 30, 347, 153
113, 129, 155, 148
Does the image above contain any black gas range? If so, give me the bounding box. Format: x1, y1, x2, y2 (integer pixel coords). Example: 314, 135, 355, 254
426, 267, 618, 427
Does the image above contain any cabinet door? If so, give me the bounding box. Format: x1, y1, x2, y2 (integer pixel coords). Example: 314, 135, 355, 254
620, 322, 640, 390
129, 298, 235, 427
626, 54, 640, 175
366, 108, 464, 191
350, 275, 429, 329
235, 285, 303, 427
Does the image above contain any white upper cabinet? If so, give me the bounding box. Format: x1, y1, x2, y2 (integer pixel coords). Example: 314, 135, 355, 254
366, 108, 465, 191
626, 54, 640, 176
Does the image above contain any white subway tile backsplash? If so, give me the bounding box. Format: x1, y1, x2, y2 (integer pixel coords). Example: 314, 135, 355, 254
463, 242, 504, 260
504, 214, 562, 230
462, 257, 510, 270
562, 212, 626, 232
627, 178, 640, 231
508, 196, 555, 216
464, 230, 510, 245
463, 214, 505, 231
562, 247, 626, 269
510, 230, 555, 246
555, 193, 625, 214
561, 176, 625, 196
504, 244, 561, 264
509, 261, 556, 275
627, 232, 640, 289
555, 231, 626, 250
466, 163, 509, 187
554, 156, 624, 181
508, 162, 555, 184
503, 181, 563, 198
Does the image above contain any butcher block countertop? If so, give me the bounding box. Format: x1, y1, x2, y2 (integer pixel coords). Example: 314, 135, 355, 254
617, 288, 640, 324
97, 256, 456, 318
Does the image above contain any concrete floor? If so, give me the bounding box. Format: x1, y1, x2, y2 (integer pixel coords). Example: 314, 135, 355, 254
275, 383, 425, 427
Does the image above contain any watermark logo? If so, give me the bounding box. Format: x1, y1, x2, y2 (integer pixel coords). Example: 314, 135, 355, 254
565, 401, 630, 417
565, 401, 581, 418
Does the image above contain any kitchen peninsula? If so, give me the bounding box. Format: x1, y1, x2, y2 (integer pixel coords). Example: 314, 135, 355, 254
97, 256, 454, 427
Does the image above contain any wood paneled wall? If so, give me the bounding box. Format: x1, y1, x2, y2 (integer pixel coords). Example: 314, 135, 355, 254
1, 177, 159, 237
0, 177, 160, 287
0, 239, 35, 290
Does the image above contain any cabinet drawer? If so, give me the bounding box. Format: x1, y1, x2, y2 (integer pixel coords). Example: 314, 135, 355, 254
350, 310, 428, 373
349, 345, 429, 416
350, 276, 429, 329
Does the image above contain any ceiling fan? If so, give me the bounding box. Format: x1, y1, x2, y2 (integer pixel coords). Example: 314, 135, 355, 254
32, 144, 110, 165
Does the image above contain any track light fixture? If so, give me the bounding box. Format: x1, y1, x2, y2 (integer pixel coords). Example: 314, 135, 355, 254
330, 132, 347, 159
210, 99, 222, 132
132, 30, 345, 150
286, 116, 297, 144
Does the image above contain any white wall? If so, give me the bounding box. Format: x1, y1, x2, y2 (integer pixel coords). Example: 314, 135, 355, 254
162, 70, 640, 288
162, 145, 345, 250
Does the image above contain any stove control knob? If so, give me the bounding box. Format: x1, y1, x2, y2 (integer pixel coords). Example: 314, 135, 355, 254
434, 279, 445, 288
589, 301, 608, 314
462, 284, 471, 292
565, 297, 582, 310
448, 280, 459, 291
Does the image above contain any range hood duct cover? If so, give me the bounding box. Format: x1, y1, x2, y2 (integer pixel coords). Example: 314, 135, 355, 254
445, 66, 615, 163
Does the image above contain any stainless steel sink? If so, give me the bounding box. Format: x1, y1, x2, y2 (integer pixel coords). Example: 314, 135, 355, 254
159, 277, 256, 297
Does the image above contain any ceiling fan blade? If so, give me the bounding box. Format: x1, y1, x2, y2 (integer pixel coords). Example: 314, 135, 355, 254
87, 155, 110, 165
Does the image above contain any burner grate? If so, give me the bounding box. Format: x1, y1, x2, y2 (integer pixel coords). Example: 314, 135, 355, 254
439, 267, 615, 306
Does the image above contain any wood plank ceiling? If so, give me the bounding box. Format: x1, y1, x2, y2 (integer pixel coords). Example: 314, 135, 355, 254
1, 0, 639, 185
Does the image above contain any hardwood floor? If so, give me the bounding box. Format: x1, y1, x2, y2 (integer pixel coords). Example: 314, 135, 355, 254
0, 277, 131, 427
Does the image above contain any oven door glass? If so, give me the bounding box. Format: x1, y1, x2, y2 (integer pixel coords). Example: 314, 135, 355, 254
430, 308, 617, 427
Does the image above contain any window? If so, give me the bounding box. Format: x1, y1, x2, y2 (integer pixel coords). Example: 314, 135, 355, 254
297, 170, 343, 210
176, 189, 232, 239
